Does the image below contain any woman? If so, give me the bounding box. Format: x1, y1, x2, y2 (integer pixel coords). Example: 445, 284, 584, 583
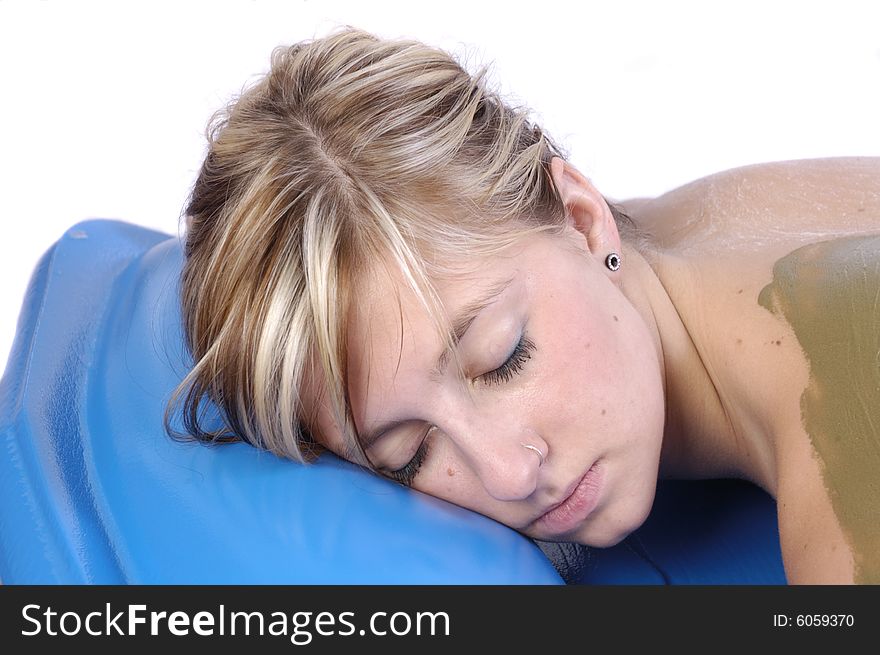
168, 27, 880, 584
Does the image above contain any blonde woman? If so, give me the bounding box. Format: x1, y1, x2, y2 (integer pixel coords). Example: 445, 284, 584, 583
168, 27, 880, 584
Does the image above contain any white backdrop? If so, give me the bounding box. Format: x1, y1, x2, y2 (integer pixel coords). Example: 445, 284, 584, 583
2, 0, 879, 377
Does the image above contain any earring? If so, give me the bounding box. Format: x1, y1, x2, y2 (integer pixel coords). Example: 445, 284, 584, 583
605, 252, 621, 271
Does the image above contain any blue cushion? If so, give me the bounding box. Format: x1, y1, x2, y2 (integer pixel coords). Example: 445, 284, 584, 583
0, 219, 786, 584
0, 219, 561, 584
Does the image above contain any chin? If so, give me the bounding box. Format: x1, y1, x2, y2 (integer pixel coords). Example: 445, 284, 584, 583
575, 486, 657, 549
579, 527, 632, 549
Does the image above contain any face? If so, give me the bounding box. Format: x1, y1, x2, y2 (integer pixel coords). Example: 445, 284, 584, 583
309, 227, 666, 547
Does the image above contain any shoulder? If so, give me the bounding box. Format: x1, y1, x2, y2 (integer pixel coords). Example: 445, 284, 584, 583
627, 156, 880, 211
618, 159, 880, 585
618, 157, 880, 253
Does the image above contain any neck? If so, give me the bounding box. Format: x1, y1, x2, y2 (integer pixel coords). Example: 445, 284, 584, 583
616, 241, 778, 497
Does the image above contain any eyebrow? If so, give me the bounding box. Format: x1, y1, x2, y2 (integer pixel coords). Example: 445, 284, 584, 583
359, 275, 515, 451
435, 275, 515, 376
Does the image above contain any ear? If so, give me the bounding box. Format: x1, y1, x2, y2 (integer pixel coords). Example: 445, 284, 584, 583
549, 157, 621, 264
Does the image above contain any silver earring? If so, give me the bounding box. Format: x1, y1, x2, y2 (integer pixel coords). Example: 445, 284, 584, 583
521, 443, 545, 467
605, 252, 621, 271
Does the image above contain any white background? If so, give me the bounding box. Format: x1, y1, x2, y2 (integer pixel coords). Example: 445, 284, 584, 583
1, 0, 879, 377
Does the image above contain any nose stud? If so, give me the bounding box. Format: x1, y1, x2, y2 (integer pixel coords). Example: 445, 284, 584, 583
521, 442, 545, 467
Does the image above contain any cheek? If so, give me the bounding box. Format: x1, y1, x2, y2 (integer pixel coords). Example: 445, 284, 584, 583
539, 270, 620, 365
532, 291, 637, 436
416, 439, 487, 507
543, 302, 616, 390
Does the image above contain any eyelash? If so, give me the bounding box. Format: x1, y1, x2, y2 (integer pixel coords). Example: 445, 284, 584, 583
386, 431, 431, 488
478, 334, 535, 386
385, 334, 536, 487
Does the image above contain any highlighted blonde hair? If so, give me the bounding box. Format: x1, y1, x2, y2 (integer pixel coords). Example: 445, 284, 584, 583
165, 26, 636, 468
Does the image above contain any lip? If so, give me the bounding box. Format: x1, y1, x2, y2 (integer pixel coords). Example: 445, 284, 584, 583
532, 460, 603, 536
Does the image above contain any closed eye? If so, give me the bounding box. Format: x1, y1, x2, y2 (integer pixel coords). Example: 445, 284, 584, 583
478, 334, 535, 385
384, 425, 434, 487
382, 334, 535, 487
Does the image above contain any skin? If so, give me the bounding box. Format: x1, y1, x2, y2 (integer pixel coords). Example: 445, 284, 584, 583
308, 156, 880, 582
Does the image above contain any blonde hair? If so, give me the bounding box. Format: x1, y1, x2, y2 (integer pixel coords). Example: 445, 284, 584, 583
165, 26, 637, 468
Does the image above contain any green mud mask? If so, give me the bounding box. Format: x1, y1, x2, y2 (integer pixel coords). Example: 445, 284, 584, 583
759, 234, 880, 583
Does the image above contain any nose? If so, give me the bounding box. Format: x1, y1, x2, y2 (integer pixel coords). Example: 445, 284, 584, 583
443, 421, 547, 502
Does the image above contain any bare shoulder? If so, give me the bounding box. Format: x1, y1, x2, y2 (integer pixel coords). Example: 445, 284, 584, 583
617, 159, 880, 583
620, 157, 880, 252
641, 157, 880, 212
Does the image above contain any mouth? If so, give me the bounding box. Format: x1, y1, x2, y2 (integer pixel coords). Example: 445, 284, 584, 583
531, 459, 603, 537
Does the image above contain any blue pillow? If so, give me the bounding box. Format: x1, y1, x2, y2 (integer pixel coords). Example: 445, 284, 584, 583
0, 219, 560, 584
